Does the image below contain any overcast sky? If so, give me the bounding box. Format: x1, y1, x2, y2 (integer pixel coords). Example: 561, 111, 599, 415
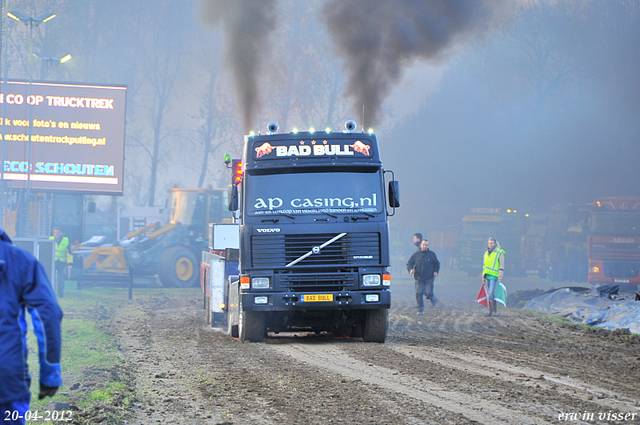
200, 0, 639, 236
5, 0, 637, 236
378, 1, 640, 235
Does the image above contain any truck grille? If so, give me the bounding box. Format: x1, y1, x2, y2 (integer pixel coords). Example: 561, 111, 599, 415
590, 243, 640, 259
278, 272, 356, 292
603, 260, 640, 278
251, 233, 380, 268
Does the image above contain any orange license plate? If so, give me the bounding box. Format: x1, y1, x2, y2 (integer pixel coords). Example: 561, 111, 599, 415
301, 294, 333, 302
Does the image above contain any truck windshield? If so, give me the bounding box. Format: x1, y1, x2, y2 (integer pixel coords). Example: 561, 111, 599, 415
245, 171, 383, 216
590, 212, 640, 236
170, 190, 230, 225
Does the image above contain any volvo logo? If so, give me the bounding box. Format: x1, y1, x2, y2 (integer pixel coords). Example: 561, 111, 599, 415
312, 246, 321, 254
256, 228, 281, 233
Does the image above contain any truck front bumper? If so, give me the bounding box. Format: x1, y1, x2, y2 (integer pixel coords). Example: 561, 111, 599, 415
241, 290, 390, 312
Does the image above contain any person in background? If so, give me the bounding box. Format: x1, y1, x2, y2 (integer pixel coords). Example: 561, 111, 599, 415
483, 237, 505, 316
50, 226, 72, 297
412, 233, 423, 251
407, 239, 440, 314
0, 227, 63, 425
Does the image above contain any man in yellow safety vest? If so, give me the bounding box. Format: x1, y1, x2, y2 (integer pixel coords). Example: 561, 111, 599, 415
50, 226, 72, 297
483, 237, 504, 316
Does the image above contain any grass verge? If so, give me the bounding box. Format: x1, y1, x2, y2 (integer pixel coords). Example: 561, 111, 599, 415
26, 285, 136, 424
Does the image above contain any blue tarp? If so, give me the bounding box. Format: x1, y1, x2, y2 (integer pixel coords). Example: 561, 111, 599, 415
523, 287, 640, 334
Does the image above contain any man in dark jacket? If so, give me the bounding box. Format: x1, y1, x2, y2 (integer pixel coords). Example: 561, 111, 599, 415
0, 228, 63, 424
407, 239, 440, 314
412, 233, 423, 251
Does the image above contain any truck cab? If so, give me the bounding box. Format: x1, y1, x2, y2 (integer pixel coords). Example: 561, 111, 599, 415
224, 121, 399, 342
588, 197, 640, 289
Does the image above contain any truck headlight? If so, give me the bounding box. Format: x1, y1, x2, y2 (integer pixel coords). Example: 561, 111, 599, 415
252, 277, 270, 289
362, 274, 381, 286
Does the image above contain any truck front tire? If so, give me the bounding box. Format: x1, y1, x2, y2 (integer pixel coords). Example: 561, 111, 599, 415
363, 309, 388, 343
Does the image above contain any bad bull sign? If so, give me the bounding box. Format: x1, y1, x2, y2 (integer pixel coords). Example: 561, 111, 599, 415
253, 139, 372, 159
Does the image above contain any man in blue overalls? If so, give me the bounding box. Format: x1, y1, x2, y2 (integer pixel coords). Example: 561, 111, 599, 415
0, 227, 63, 425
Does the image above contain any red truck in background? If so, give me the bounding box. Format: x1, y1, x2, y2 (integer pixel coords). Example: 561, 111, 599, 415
588, 197, 640, 288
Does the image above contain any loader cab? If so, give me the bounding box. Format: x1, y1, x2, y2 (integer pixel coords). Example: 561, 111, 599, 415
168, 188, 232, 240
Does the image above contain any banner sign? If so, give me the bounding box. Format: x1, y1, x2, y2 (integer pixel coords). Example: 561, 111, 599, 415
1, 80, 126, 194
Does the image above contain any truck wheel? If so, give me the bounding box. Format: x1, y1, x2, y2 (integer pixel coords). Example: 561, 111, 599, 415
239, 309, 265, 342
159, 247, 198, 288
362, 309, 388, 343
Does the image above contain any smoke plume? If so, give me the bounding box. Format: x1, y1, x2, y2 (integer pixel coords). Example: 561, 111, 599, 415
199, 0, 277, 133
321, 0, 513, 126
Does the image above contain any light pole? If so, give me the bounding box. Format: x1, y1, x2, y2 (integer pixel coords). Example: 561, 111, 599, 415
6, 11, 55, 236
7, 11, 56, 184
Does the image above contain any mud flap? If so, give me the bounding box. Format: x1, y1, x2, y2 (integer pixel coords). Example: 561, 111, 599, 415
239, 310, 265, 342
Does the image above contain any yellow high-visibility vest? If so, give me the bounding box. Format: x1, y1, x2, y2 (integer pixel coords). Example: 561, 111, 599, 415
50, 236, 72, 263
483, 249, 504, 277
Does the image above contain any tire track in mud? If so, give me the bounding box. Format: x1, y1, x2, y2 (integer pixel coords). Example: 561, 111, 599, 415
387, 343, 640, 414
390, 299, 500, 336
385, 296, 640, 424
270, 343, 550, 425
105, 288, 639, 424
389, 298, 640, 403
115, 299, 227, 424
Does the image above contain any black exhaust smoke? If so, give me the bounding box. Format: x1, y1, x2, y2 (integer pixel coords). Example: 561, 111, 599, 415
321, 0, 513, 126
199, 0, 277, 133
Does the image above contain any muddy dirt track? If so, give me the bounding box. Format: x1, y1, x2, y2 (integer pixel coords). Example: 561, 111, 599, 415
83, 277, 640, 425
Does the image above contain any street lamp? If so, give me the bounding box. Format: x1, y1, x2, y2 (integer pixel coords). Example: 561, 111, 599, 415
33, 52, 71, 64
33, 52, 71, 79
7, 11, 56, 26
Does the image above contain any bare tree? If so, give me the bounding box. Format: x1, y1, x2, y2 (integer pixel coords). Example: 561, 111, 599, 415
190, 37, 239, 188
135, 1, 193, 206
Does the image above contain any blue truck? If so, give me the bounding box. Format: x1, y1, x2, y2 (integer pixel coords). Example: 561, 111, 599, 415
206, 121, 399, 342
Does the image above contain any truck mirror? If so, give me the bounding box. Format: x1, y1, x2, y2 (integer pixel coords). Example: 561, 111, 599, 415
228, 184, 239, 212
388, 181, 400, 208
87, 201, 96, 213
